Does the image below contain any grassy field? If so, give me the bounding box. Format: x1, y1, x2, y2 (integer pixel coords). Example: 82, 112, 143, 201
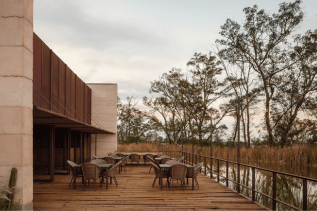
118, 143, 317, 166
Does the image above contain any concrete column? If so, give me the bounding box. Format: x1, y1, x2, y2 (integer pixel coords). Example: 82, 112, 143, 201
88, 84, 117, 158
0, 0, 33, 209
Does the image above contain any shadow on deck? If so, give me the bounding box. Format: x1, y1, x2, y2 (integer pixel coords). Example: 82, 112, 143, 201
33, 165, 265, 210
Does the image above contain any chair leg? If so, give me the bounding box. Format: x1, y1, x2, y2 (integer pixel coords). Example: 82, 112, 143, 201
83, 180, 85, 191
187, 177, 188, 185
172, 179, 174, 191
114, 176, 118, 187
69, 177, 74, 187
110, 177, 112, 184
94, 179, 96, 191
149, 166, 152, 173
152, 178, 156, 187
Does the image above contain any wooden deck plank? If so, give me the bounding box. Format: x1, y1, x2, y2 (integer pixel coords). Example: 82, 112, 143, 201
33, 165, 265, 210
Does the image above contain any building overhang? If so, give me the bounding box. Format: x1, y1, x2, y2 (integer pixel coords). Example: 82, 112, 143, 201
33, 106, 113, 134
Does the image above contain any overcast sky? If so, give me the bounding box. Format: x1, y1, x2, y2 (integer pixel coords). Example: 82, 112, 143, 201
34, 0, 317, 109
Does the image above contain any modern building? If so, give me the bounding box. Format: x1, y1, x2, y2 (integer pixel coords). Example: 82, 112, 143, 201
0, 0, 117, 209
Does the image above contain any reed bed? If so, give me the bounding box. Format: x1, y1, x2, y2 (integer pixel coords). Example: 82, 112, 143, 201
118, 143, 317, 167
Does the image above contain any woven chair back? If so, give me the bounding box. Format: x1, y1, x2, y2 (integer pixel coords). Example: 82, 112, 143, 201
90, 159, 106, 164
169, 164, 187, 181
130, 154, 139, 162
147, 155, 158, 165
161, 158, 172, 164
81, 163, 102, 180
120, 156, 128, 166
107, 161, 121, 177
149, 161, 162, 178
187, 162, 203, 178
102, 157, 115, 165
145, 154, 154, 162
116, 153, 124, 158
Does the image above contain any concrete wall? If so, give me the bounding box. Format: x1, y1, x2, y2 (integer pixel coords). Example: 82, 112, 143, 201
0, 0, 33, 209
88, 84, 117, 158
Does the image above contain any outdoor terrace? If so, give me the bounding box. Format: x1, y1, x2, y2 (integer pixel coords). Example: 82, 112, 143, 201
33, 165, 264, 210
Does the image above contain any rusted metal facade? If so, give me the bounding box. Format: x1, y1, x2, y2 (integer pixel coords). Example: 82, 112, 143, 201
33, 33, 92, 125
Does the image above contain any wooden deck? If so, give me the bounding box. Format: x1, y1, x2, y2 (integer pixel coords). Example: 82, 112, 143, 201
33, 165, 265, 210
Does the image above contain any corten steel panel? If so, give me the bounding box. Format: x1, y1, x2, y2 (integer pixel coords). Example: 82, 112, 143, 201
51, 51, 59, 113
84, 85, 88, 123
41, 42, 51, 110
58, 59, 66, 115
87, 88, 91, 125
65, 66, 71, 118
70, 71, 76, 119
80, 79, 84, 123
33, 33, 42, 107
75, 76, 81, 121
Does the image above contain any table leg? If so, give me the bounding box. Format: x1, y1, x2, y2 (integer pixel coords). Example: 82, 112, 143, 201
106, 168, 109, 190
192, 167, 194, 190
74, 168, 76, 189
161, 168, 163, 190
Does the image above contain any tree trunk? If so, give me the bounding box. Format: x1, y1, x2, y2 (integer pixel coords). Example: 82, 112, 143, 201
246, 86, 251, 147
241, 109, 247, 146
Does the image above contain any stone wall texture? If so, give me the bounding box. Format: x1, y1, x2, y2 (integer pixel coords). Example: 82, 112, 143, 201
0, 0, 34, 209
88, 84, 117, 158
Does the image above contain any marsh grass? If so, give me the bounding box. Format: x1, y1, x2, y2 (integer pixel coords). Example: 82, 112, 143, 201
118, 143, 317, 167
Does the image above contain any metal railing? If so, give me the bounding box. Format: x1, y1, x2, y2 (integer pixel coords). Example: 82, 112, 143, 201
182, 151, 317, 211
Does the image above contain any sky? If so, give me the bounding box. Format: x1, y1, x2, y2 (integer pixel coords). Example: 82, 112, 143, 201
33, 0, 317, 135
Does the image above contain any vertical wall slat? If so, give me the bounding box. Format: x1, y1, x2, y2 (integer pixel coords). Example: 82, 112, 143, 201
58, 59, 66, 115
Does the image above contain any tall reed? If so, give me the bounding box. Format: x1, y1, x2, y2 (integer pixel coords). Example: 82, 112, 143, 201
118, 143, 317, 167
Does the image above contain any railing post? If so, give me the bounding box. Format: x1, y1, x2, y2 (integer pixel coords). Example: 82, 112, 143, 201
272, 172, 276, 210
237, 163, 240, 193
204, 156, 207, 176
252, 167, 255, 201
210, 157, 213, 179
226, 161, 229, 187
217, 159, 220, 182
303, 178, 307, 211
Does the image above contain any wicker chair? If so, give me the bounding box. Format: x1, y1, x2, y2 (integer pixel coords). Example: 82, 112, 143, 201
147, 155, 159, 173
166, 160, 180, 165
161, 157, 172, 164
93, 155, 98, 159
177, 156, 185, 163
67, 160, 83, 187
81, 163, 103, 191
91, 159, 106, 164
145, 153, 154, 166
157, 152, 163, 157
101, 161, 121, 187
102, 156, 115, 165
169, 164, 187, 191
119, 156, 128, 172
116, 153, 125, 158
130, 153, 139, 165
186, 162, 203, 188
149, 161, 169, 187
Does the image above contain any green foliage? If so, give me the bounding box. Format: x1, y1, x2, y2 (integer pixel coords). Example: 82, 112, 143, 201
0, 168, 18, 210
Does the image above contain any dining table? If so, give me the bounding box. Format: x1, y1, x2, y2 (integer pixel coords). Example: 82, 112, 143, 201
155, 157, 178, 163
120, 152, 159, 160
159, 164, 195, 190
73, 163, 112, 190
